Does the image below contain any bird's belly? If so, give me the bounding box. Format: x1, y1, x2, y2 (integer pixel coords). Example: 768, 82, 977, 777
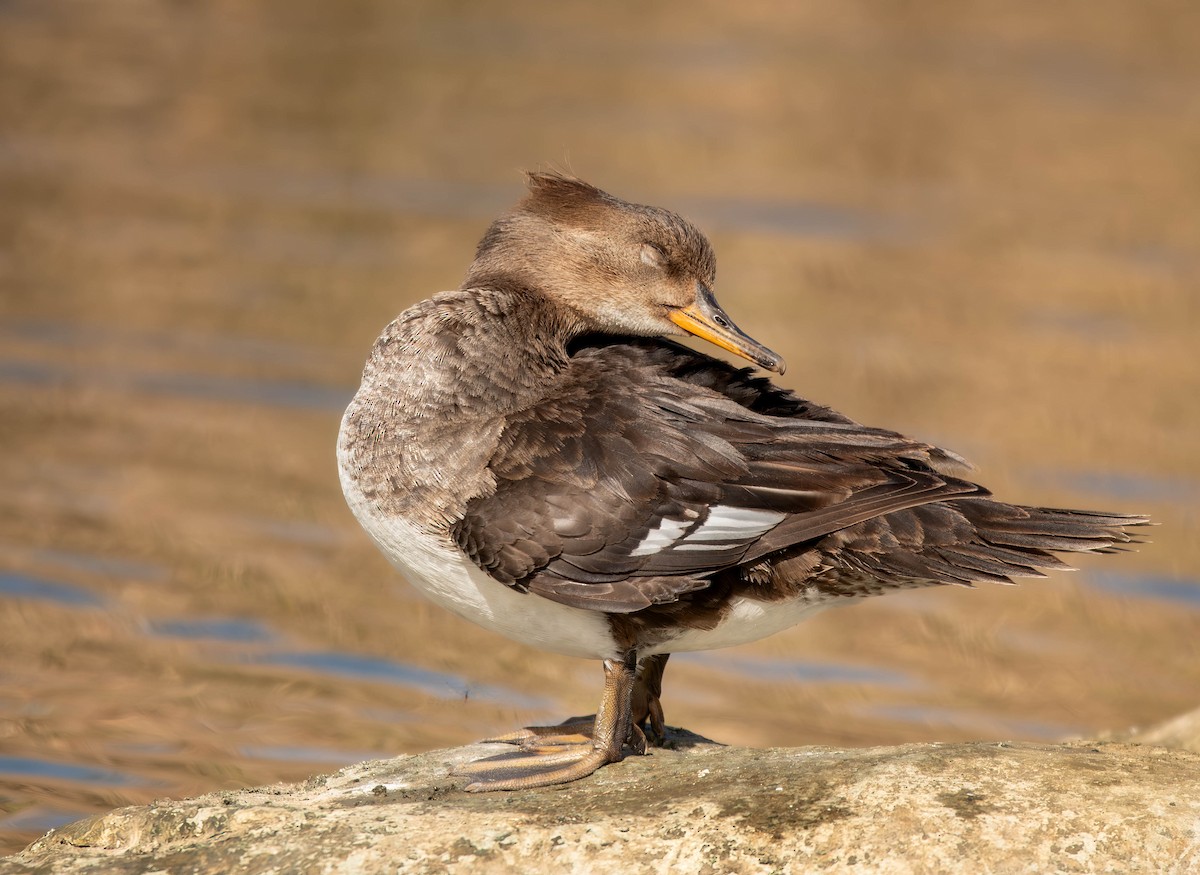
646, 595, 839, 656
340, 477, 619, 660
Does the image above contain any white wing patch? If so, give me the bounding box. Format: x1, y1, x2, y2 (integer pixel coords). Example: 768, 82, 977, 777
685, 506, 787, 542
630, 506, 785, 558
629, 517, 692, 556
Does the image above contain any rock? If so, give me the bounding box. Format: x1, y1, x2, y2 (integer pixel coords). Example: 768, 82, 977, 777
5, 731, 1200, 874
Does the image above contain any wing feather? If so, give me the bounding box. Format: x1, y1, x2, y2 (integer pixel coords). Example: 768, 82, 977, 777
451, 341, 975, 611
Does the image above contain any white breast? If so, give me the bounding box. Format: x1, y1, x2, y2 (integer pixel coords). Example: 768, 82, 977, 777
644, 595, 836, 656
339, 469, 620, 661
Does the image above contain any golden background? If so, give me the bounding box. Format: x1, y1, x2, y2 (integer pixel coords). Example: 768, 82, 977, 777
1, 0, 1197, 853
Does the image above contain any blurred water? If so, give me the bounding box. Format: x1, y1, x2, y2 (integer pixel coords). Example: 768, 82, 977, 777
254, 651, 551, 710
0, 574, 106, 608
0, 758, 145, 789
1, 0, 1197, 857
0, 353, 351, 412
675, 652, 917, 688
149, 617, 276, 643
1085, 572, 1200, 608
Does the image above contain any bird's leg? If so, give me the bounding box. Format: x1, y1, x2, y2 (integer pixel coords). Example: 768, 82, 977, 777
631, 653, 669, 744
480, 653, 671, 750
454, 649, 640, 791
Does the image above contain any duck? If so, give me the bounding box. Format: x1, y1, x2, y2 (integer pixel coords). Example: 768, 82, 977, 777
337, 171, 1147, 792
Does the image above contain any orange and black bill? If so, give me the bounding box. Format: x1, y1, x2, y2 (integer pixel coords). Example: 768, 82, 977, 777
669, 283, 786, 374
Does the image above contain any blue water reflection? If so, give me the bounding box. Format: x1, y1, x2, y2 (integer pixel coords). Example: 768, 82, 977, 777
1085, 572, 1200, 608
149, 618, 276, 644
676, 651, 916, 688
0, 756, 143, 787
0, 356, 352, 412
256, 650, 550, 710
0, 573, 105, 608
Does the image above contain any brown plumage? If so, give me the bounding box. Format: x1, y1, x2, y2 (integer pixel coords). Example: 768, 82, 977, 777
337, 171, 1148, 791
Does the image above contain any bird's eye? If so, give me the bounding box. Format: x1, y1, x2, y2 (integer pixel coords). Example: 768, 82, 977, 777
640, 243, 667, 269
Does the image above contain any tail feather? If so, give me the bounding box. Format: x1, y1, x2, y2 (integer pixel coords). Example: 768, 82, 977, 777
801, 499, 1151, 595
953, 501, 1150, 578
975, 506, 1148, 546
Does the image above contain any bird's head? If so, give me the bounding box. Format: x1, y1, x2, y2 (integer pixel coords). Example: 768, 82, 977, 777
465, 171, 785, 375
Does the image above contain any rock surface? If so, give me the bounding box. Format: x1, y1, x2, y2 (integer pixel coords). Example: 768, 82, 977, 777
5, 730, 1200, 874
